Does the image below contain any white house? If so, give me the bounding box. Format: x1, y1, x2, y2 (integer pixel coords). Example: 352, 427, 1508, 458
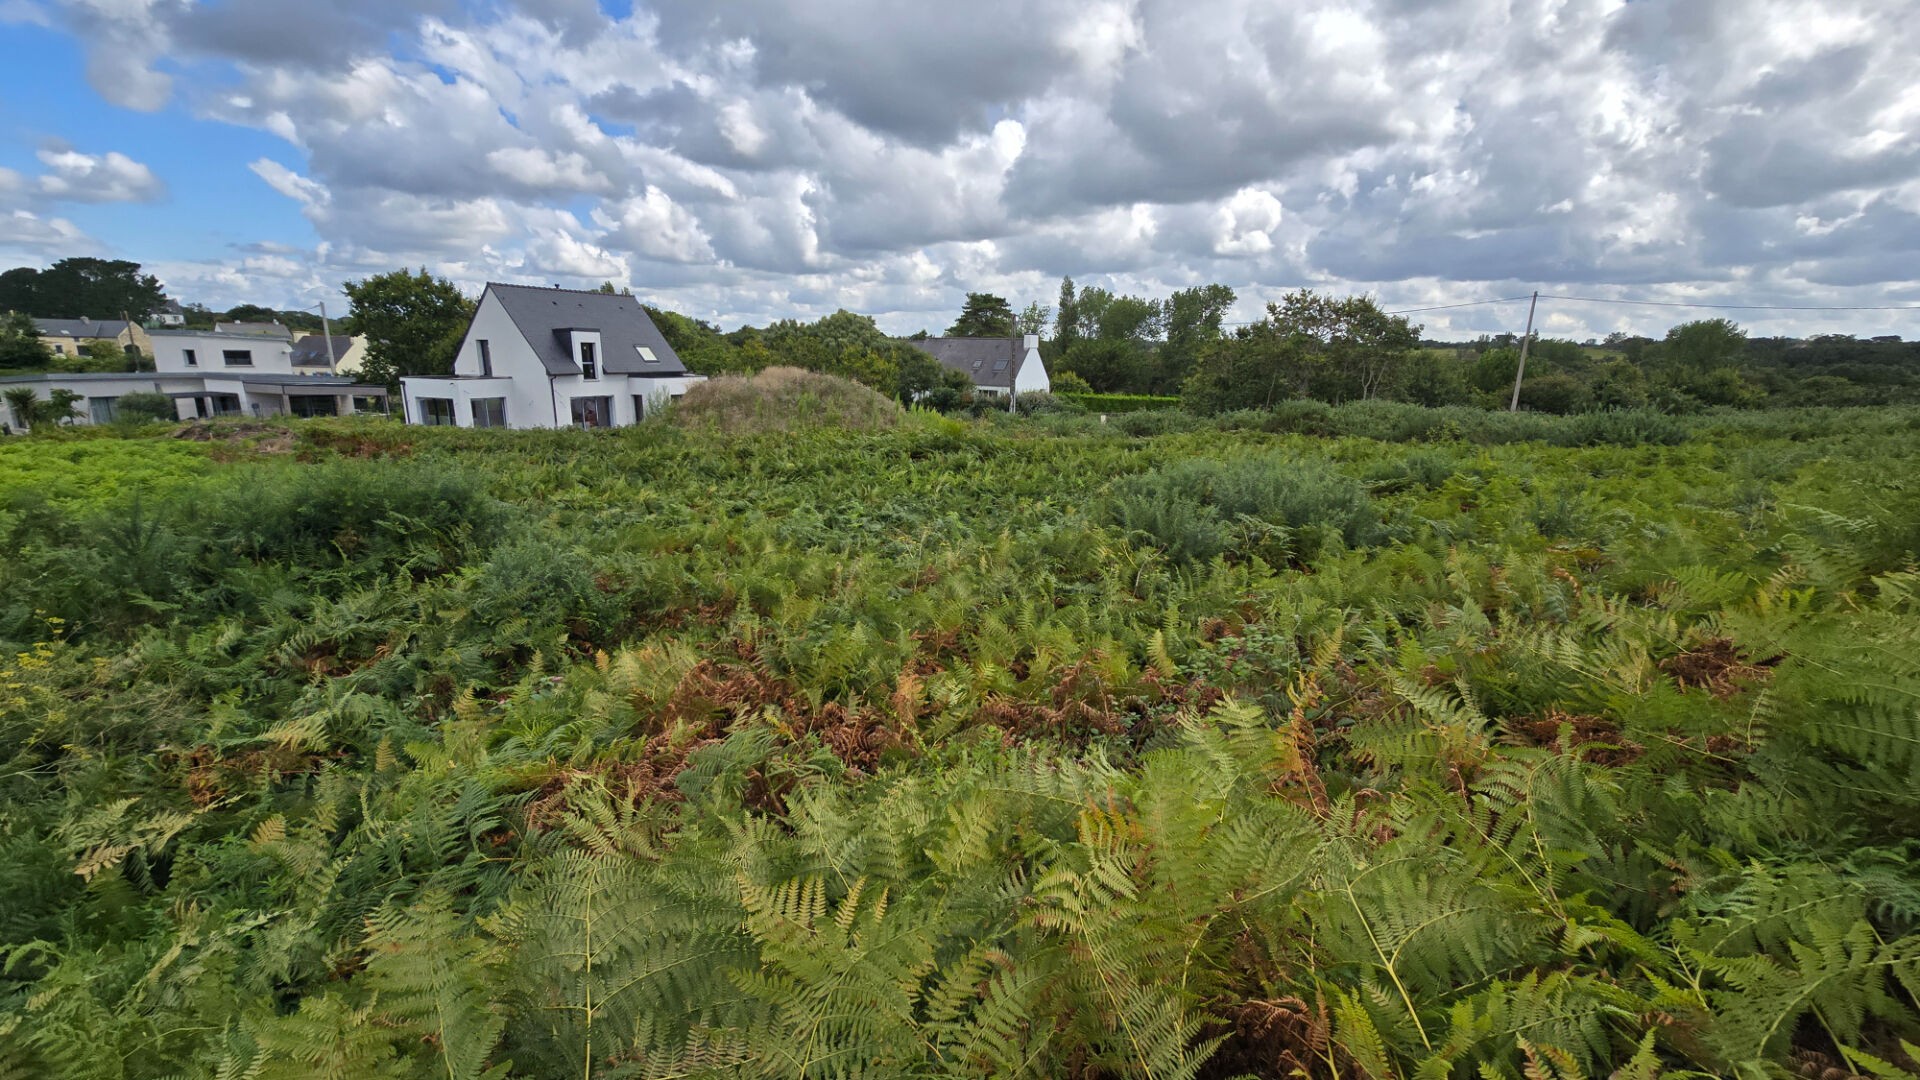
902, 334, 1050, 397
1, 370, 390, 431
150, 325, 299, 375
147, 300, 187, 327
401, 283, 704, 430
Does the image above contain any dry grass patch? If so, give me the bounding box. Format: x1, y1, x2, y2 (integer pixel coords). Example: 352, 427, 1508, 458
665, 366, 902, 433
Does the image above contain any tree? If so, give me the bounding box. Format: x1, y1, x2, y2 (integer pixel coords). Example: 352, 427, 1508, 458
1053, 277, 1080, 354
948, 293, 1016, 337
4, 386, 82, 430
343, 269, 475, 386
11, 257, 165, 319
1664, 318, 1746, 372
1015, 301, 1051, 336
1058, 338, 1145, 393
1180, 290, 1419, 409
2, 387, 37, 431
1266, 290, 1419, 401
0, 267, 38, 313
1074, 287, 1162, 343
1158, 284, 1235, 392
0, 311, 53, 370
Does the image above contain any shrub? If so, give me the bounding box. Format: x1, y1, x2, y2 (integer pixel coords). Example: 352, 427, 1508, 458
210, 459, 507, 574
1107, 454, 1385, 566
1014, 391, 1082, 416
1550, 408, 1686, 447
1056, 392, 1183, 414
113, 392, 177, 425
667, 367, 902, 433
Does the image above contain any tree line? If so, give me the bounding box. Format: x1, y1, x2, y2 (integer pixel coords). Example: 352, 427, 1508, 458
9, 258, 1914, 412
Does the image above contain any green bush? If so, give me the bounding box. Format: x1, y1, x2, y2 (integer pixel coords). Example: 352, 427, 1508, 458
1056, 392, 1183, 414
1108, 454, 1386, 565
113, 392, 177, 424
210, 459, 507, 574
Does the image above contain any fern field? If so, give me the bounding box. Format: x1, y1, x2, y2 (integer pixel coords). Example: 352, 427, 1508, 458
2, 406, 1918, 1079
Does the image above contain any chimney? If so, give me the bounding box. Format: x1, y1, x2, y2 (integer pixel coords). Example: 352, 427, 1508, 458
1022, 333, 1039, 351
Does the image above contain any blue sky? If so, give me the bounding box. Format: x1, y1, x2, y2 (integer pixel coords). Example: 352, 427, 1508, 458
0, 21, 314, 264
2, 0, 1918, 338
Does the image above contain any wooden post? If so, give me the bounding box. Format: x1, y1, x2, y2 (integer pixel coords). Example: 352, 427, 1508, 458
1508, 291, 1539, 412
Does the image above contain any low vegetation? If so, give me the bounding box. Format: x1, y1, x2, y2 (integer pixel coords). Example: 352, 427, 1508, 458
1, 405, 1917, 1079
666, 366, 904, 433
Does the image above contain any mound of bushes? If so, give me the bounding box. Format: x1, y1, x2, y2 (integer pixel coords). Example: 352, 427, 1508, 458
1106, 454, 1387, 566
667, 367, 902, 433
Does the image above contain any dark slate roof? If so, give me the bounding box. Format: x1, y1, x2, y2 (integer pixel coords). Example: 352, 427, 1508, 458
901, 337, 1024, 390
291, 335, 351, 366
33, 317, 131, 339
485, 283, 687, 377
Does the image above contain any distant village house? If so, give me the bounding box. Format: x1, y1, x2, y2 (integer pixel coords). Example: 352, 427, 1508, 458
902, 333, 1051, 398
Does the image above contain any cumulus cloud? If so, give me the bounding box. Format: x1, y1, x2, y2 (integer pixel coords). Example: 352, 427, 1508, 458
33, 145, 166, 202
21, 0, 1920, 334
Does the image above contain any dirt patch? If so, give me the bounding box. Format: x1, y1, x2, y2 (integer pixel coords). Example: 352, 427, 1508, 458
175, 744, 333, 807
1511, 710, 1645, 766
1661, 637, 1777, 698
172, 421, 298, 456
1200, 997, 1337, 1080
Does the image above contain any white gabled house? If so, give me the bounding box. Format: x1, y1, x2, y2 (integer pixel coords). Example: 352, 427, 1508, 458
401, 283, 705, 429
901, 334, 1050, 398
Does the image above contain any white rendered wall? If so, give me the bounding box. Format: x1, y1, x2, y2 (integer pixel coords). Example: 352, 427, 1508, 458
152, 332, 296, 375
1012, 334, 1050, 394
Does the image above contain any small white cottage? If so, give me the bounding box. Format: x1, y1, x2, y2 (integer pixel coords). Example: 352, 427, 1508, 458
401, 284, 705, 429
901, 334, 1050, 398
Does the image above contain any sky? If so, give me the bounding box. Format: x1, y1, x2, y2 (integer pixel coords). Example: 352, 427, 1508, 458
2, 0, 1919, 340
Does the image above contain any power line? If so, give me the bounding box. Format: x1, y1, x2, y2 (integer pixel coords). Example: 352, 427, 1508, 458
1384, 295, 1533, 315
1537, 293, 1920, 312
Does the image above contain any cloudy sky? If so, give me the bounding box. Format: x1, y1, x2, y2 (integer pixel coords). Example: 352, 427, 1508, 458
2, 0, 1918, 339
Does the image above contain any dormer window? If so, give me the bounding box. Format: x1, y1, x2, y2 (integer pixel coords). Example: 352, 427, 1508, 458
580, 341, 597, 380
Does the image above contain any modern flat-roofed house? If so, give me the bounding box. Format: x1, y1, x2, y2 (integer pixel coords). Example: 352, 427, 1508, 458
150, 325, 296, 375
401, 283, 704, 429
1, 370, 390, 430
31, 317, 153, 360
901, 334, 1049, 398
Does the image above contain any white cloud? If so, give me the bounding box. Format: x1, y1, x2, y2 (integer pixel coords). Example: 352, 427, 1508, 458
22, 0, 1920, 338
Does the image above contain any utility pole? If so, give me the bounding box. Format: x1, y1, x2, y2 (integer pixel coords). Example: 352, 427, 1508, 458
1508, 290, 1539, 412
316, 297, 339, 374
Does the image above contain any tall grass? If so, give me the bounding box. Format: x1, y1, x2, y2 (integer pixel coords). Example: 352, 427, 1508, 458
666, 366, 903, 433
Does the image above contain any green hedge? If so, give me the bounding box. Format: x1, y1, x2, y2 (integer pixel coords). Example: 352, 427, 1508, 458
1057, 392, 1183, 413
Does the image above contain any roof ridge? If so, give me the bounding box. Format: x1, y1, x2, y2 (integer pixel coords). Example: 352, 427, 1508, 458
487, 281, 641, 298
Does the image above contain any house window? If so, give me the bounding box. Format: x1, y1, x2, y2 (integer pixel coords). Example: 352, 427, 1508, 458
636, 346, 658, 364
290, 396, 338, 418
632, 394, 648, 420
471, 398, 507, 428
183, 348, 197, 367
580, 341, 598, 380
222, 349, 253, 366
570, 395, 612, 428
419, 397, 455, 426
477, 339, 492, 377
89, 397, 118, 424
